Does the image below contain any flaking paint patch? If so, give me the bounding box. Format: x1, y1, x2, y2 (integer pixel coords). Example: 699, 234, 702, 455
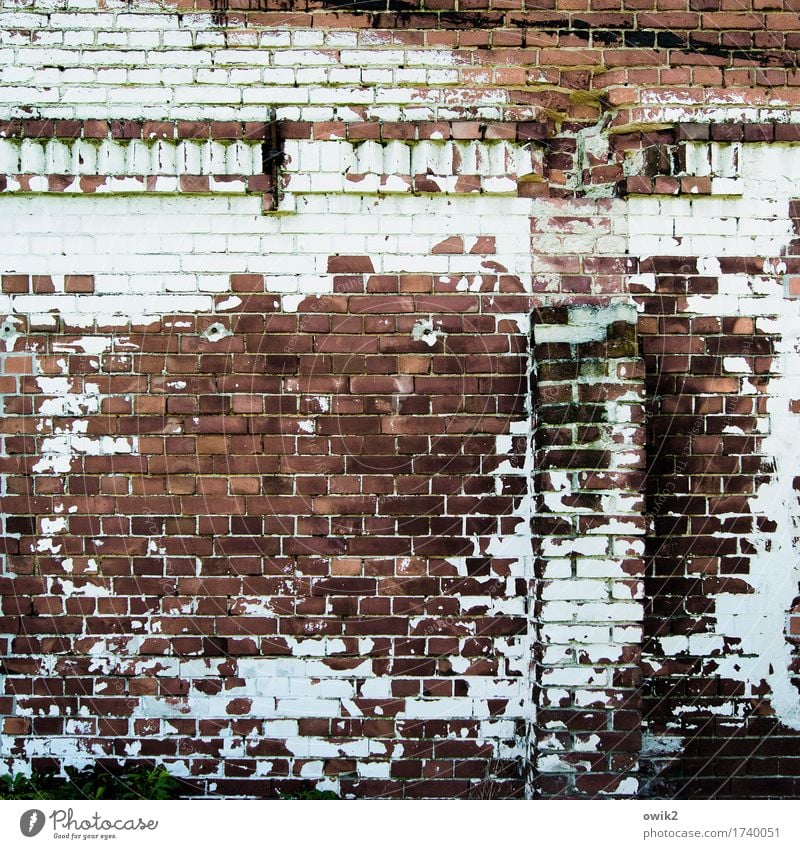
714, 304, 800, 728
410, 317, 444, 347
631, 142, 800, 732
21, 347, 144, 578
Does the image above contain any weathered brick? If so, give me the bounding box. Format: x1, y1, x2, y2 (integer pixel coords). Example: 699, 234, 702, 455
64, 274, 94, 293
1, 274, 29, 294
0, 5, 798, 805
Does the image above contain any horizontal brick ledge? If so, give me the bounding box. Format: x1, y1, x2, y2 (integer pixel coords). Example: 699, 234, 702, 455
279, 119, 553, 142
621, 174, 743, 198
0, 118, 555, 144
0, 174, 271, 196
0, 120, 274, 141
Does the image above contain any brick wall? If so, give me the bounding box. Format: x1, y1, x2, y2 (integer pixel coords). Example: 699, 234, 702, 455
1, 0, 800, 798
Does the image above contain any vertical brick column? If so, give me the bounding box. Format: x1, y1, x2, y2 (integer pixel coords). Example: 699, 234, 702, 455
530, 303, 646, 797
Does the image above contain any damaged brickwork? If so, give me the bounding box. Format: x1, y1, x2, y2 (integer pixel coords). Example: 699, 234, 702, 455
1, 0, 800, 799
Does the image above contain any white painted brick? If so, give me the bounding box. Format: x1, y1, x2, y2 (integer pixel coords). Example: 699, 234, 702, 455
162, 31, 193, 48
229, 69, 261, 85
63, 86, 106, 104
0, 85, 60, 104
263, 720, 299, 737
2, 65, 34, 83
196, 69, 231, 86
738, 218, 790, 237
323, 31, 358, 48
273, 50, 338, 67
253, 678, 291, 697
114, 14, 179, 31
541, 580, 609, 601
292, 30, 325, 47
149, 50, 212, 66
401, 698, 474, 719
174, 86, 239, 104
17, 47, 80, 66
541, 668, 609, 686
260, 68, 294, 85
275, 699, 340, 718
340, 50, 405, 67
0, 12, 51, 28
63, 31, 94, 47
711, 177, 744, 196
329, 68, 362, 85
243, 86, 308, 105
684, 142, 711, 176
362, 69, 393, 85
95, 68, 126, 85
257, 31, 291, 47
629, 216, 674, 236
309, 87, 375, 105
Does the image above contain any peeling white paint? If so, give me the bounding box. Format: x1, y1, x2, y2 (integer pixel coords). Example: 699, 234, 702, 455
410, 317, 445, 347
632, 142, 800, 731
216, 296, 242, 311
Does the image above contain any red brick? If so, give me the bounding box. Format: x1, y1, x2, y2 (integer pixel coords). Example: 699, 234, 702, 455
626, 176, 652, 194
1, 274, 28, 294
174, 121, 207, 139
744, 123, 775, 142
327, 255, 375, 274
417, 122, 451, 140
54, 120, 82, 138
142, 121, 175, 140
711, 123, 744, 141
349, 375, 413, 394
3, 717, 31, 734
110, 120, 142, 139
82, 120, 109, 138
431, 236, 464, 255
179, 175, 210, 193
776, 124, 800, 141
681, 176, 712, 194
64, 275, 94, 294
451, 121, 482, 140
653, 176, 680, 195
230, 273, 264, 292
209, 121, 243, 139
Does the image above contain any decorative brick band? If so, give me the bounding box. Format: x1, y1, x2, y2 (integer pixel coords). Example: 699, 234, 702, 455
11, 117, 796, 154
0, 174, 272, 198
0, 121, 282, 208
0, 120, 277, 142
0, 119, 552, 145
676, 123, 800, 143
279, 120, 552, 143
4, 118, 798, 206
617, 121, 800, 197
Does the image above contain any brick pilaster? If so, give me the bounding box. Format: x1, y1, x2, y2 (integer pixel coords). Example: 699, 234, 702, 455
531, 303, 647, 797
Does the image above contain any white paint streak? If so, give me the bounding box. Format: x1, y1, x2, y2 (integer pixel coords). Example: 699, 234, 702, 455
632, 142, 800, 730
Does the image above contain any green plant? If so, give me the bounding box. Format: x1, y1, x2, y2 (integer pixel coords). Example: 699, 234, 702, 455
0, 765, 342, 800
0, 764, 186, 801
277, 788, 339, 800
0, 772, 58, 800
